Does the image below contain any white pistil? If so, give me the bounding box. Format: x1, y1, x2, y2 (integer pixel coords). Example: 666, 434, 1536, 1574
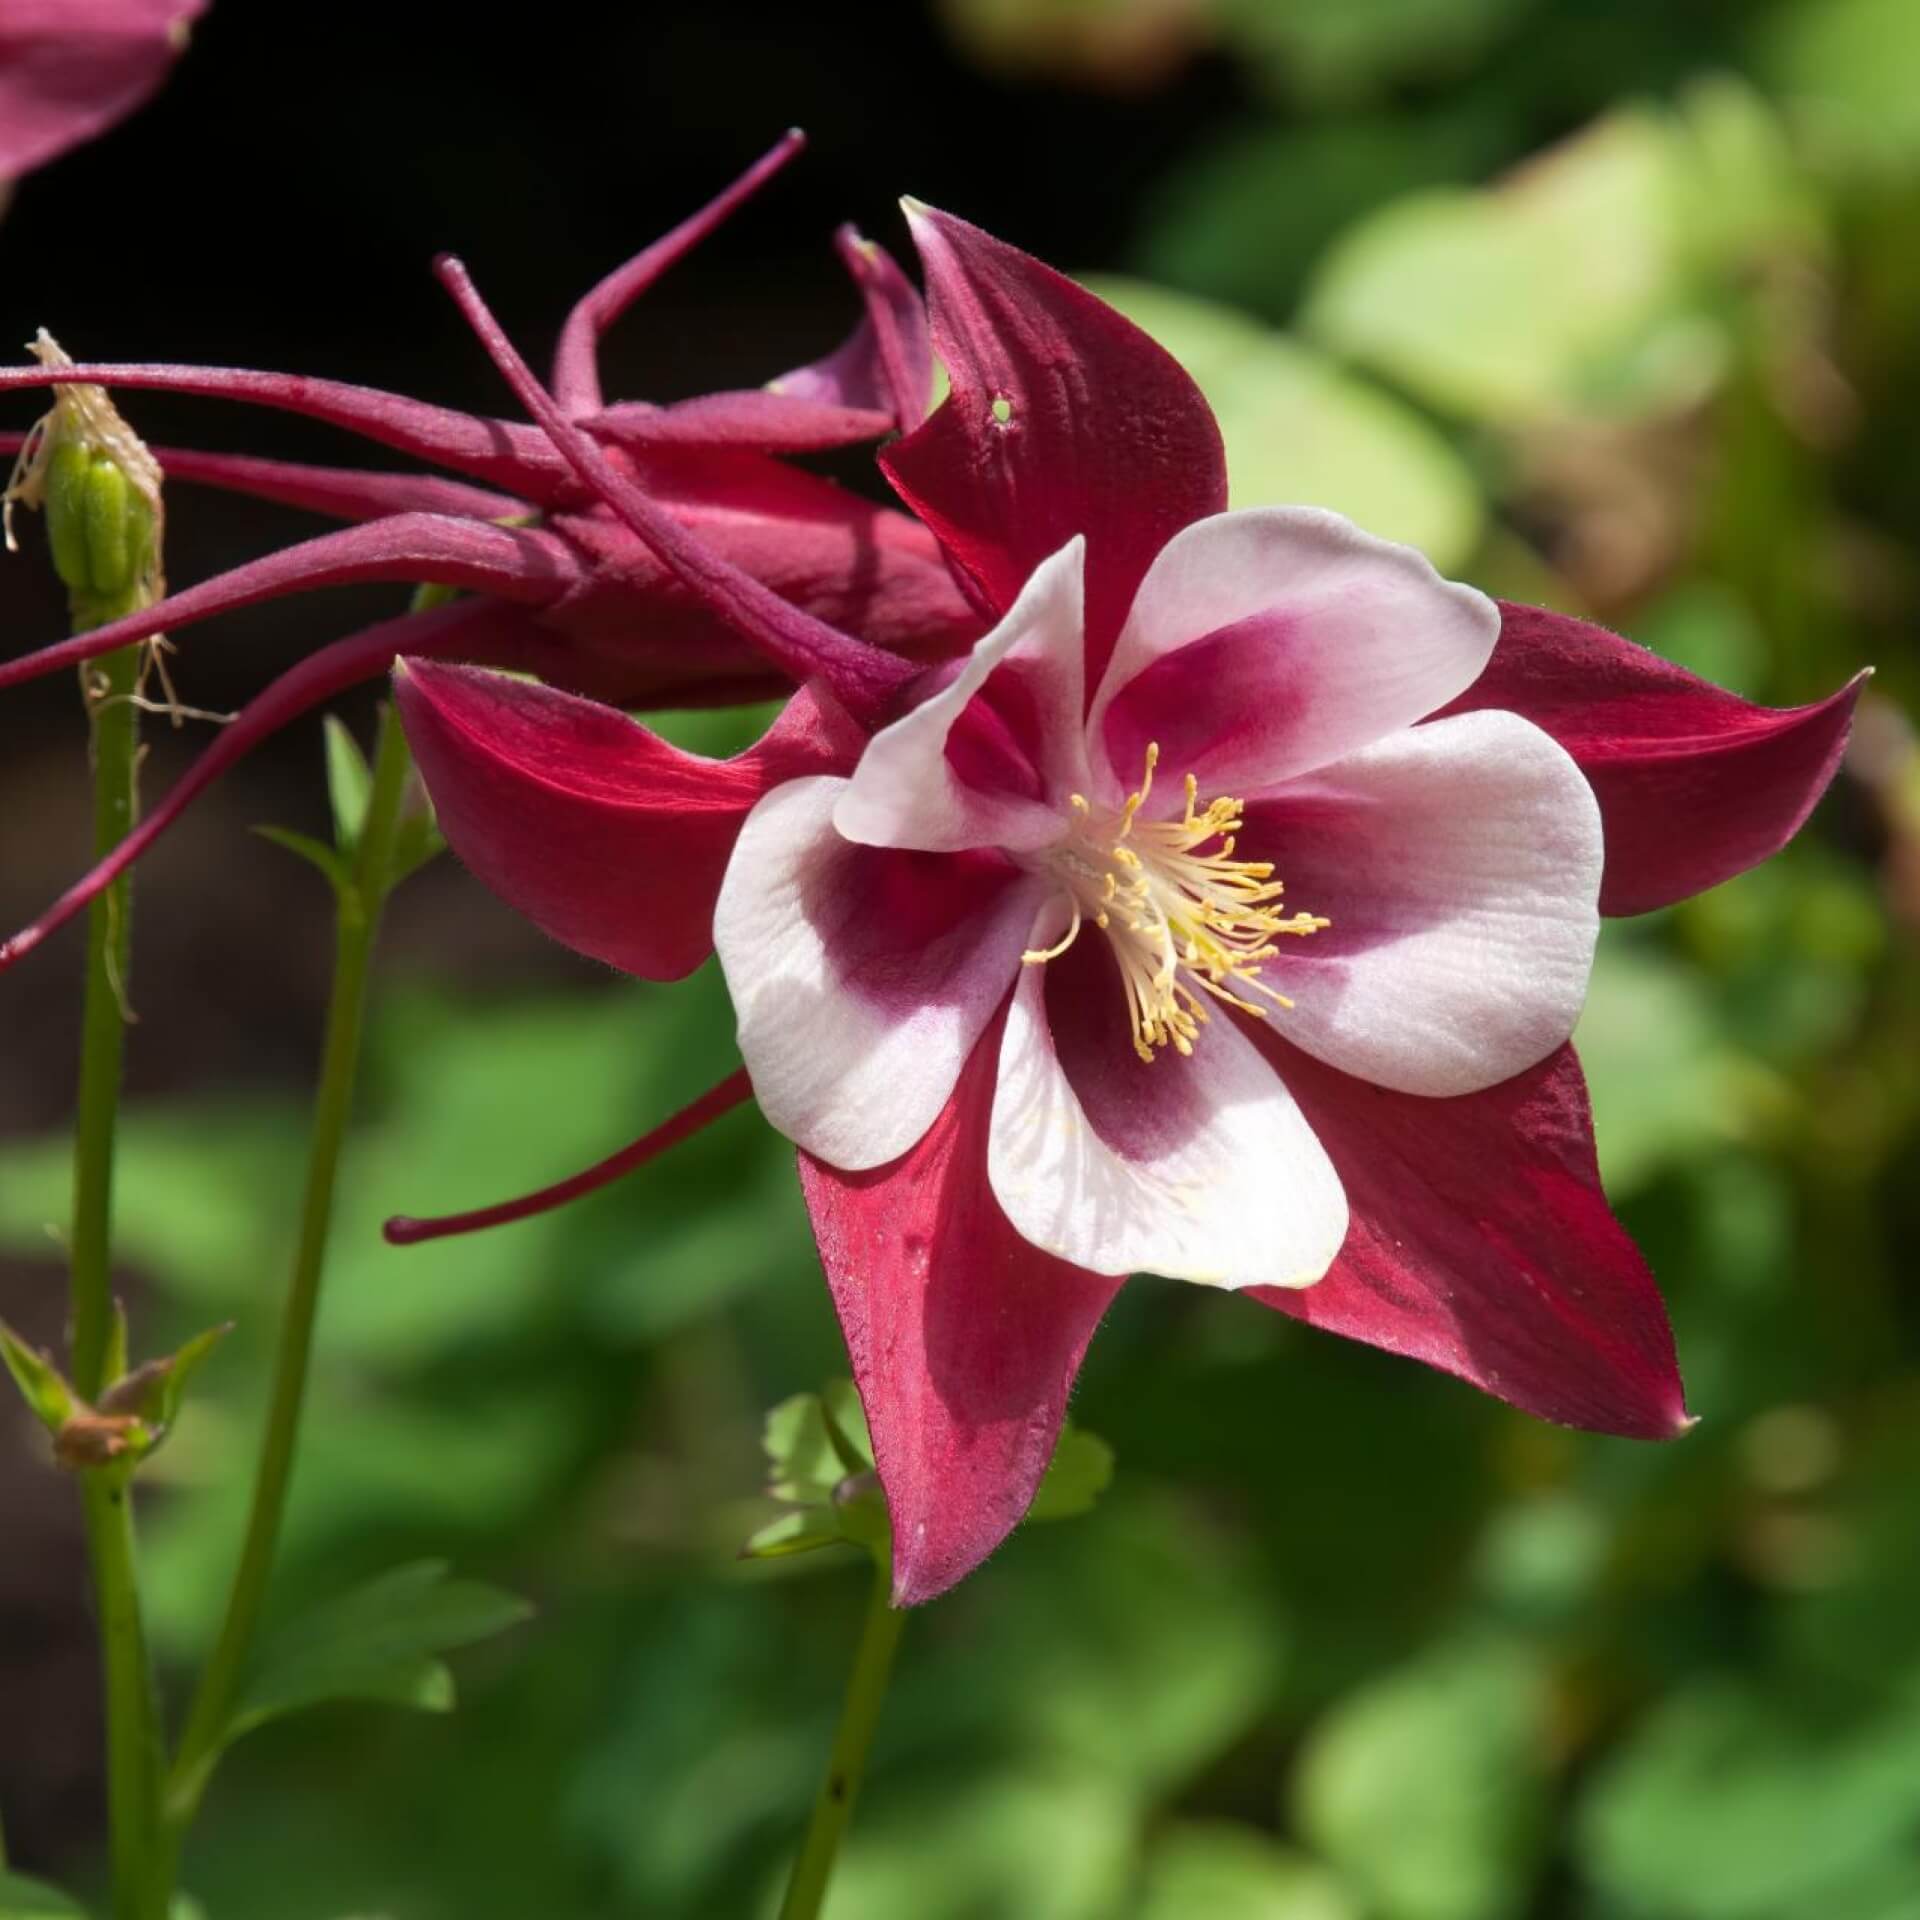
1021, 741, 1330, 1063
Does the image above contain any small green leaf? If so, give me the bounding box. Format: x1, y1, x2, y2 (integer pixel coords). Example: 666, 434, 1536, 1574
153, 1322, 232, 1434
323, 715, 374, 853
0, 1322, 75, 1434
762, 1392, 845, 1506
820, 1378, 874, 1477
0, 1870, 89, 1918
1137, 1823, 1362, 1920
253, 825, 351, 894
230, 1560, 531, 1745
1027, 1422, 1115, 1522
741, 1508, 846, 1560
1295, 1638, 1550, 1920
386, 808, 445, 892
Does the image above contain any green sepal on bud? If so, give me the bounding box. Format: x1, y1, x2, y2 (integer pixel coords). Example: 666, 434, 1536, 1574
742, 1378, 1114, 1567
3, 329, 165, 634
0, 1315, 230, 1477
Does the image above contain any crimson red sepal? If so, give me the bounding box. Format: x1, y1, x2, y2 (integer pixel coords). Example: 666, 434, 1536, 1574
882, 203, 1226, 680
1248, 1035, 1690, 1440
799, 1011, 1123, 1606
394, 662, 865, 982
1448, 603, 1865, 917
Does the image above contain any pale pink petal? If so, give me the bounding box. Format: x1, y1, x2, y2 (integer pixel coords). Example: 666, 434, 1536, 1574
988, 917, 1348, 1288
715, 778, 1045, 1170
1240, 709, 1602, 1098
833, 537, 1089, 854
1090, 507, 1498, 806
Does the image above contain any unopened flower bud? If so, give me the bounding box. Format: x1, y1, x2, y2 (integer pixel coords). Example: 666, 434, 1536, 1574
4, 329, 165, 632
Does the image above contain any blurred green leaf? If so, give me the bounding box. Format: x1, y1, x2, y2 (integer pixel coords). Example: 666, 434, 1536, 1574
253, 825, 351, 895
0, 1873, 87, 1918
1305, 106, 1698, 424
322, 715, 373, 854
232, 1560, 531, 1742
1759, 0, 1920, 172
819, 1377, 874, 1477
1135, 1823, 1362, 1920
1027, 1422, 1115, 1521
1084, 274, 1484, 567
740, 1508, 846, 1560
1294, 1638, 1550, 1920
1578, 941, 1743, 1194
1211, 0, 1535, 104
1578, 1677, 1920, 1919
150, 1322, 232, 1436
1304, 85, 1814, 428
763, 1391, 848, 1506
820, 1770, 1135, 1920
0, 1321, 75, 1433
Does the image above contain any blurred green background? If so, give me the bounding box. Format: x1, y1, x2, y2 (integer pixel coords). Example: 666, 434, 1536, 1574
2, 0, 1919, 1915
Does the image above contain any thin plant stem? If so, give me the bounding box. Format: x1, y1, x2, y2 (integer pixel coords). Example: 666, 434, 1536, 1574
69, 642, 166, 1920
778, 1558, 908, 1920
70, 646, 139, 1396
165, 707, 415, 1837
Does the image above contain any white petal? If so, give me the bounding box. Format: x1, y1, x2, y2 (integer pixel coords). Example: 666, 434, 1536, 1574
1246, 708, 1603, 1097
988, 915, 1348, 1289
834, 536, 1090, 854
716, 777, 1044, 1169
1089, 506, 1498, 805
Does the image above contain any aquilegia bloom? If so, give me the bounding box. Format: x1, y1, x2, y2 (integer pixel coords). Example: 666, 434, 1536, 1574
387, 204, 1861, 1605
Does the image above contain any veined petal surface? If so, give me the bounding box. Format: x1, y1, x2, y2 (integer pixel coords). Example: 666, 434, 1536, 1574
1240, 708, 1603, 1098
989, 916, 1348, 1290
1091, 507, 1499, 806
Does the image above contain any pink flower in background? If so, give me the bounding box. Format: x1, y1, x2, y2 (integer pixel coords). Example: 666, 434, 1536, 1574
390, 201, 1864, 1605
0, 0, 204, 198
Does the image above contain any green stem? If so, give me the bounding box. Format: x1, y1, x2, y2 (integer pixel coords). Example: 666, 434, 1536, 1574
69, 644, 166, 1920
85, 1474, 165, 1920
165, 709, 415, 1838
778, 1558, 908, 1920
71, 646, 140, 1399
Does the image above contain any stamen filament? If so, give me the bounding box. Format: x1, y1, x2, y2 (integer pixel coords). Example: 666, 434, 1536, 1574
1025, 741, 1330, 1061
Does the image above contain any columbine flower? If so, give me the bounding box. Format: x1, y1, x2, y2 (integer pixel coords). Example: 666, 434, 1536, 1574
283, 202, 1867, 1603
0, 134, 979, 966
0, 0, 204, 208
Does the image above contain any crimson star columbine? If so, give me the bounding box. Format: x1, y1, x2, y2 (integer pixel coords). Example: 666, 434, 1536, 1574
385, 197, 1862, 1607
715, 507, 1601, 1290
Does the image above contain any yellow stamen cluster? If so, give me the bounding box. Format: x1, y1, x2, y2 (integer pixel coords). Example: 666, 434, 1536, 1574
1022, 741, 1330, 1062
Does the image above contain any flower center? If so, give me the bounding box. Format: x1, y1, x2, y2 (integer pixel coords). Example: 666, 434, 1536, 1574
1022, 742, 1330, 1063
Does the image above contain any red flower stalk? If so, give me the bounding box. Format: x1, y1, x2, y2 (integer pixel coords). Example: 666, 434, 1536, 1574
0, 132, 980, 964
386, 203, 1864, 1606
